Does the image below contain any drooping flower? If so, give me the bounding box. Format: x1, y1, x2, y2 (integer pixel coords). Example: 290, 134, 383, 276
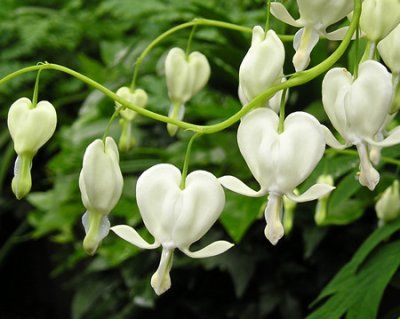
360, 0, 400, 43
111, 164, 233, 295
375, 180, 400, 226
165, 48, 210, 135
79, 137, 123, 255
322, 60, 396, 190
7, 97, 57, 199
219, 108, 334, 245
270, 0, 354, 71
238, 26, 285, 112
115, 87, 148, 151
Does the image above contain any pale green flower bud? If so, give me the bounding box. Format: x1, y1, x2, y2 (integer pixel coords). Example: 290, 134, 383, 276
79, 137, 123, 255
378, 24, 400, 74
375, 180, 400, 225
314, 175, 334, 225
115, 87, 148, 121
360, 0, 400, 42
118, 119, 136, 152
7, 97, 57, 199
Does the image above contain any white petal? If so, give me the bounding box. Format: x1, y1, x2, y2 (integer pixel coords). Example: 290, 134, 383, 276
365, 126, 400, 147
181, 240, 234, 258
264, 193, 284, 245
151, 248, 174, 295
322, 125, 350, 149
378, 24, 400, 74
270, 2, 303, 27
356, 143, 380, 191
325, 26, 351, 41
111, 225, 160, 249
165, 48, 191, 104
286, 183, 335, 203
187, 51, 211, 96
293, 27, 320, 71
218, 175, 267, 197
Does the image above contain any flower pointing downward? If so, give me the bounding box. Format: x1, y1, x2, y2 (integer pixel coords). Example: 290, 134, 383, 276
111, 164, 233, 295
219, 108, 334, 245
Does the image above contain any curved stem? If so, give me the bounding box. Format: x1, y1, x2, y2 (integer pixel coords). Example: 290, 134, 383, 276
0, 0, 361, 135
265, 0, 272, 32
180, 132, 202, 189
186, 25, 198, 57
278, 88, 288, 134
32, 67, 43, 108
102, 106, 122, 144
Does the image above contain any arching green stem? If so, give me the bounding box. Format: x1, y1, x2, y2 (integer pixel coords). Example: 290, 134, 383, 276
278, 88, 288, 134
265, 0, 272, 32
32, 68, 43, 108
180, 132, 202, 189
186, 25, 198, 57
102, 106, 122, 145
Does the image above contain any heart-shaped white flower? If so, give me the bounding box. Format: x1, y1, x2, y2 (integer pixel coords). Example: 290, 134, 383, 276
165, 48, 210, 135
115, 87, 148, 121
322, 60, 395, 190
219, 108, 334, 245
238, 26, 285, 112
7, 97, 57, 199
112, 164, 233, 295
271, 0, 354, 71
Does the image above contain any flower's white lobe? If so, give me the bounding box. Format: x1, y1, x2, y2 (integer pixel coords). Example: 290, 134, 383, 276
271, 0, 354, 71
79, 137, 123, 255
7, 97, 57, 199
360, 0, 400, 42
375, 180, 400, 225
111, 164, 233, 295
322, 61, 394, 190
238, 26, 285, 111
378, 24, 400, 74
219, 108, 334, 244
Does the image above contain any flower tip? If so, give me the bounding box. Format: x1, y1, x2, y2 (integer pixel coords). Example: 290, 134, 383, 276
264, 223, 284, 246
11, 173, 32, 200
83, 235, 99, 256
151, 270, 171, 296
167, 123, 178, 136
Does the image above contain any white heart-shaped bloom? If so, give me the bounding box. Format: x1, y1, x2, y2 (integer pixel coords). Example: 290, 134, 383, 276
111, 164, 233, 295
322, 60, 395, 190
219, 108, 334, 245
7, 97, 57, 199
115, 87, 148, 121
165, 48, 210, 105
378, 24, 400, 74
271, 0, 354, 71
238, 26, 285, 111
360, 0, 400, 42
79, 137, 123, 255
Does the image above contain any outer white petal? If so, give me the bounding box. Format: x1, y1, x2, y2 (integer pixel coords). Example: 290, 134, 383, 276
345, 61, 393, 140
365, 126, 400, 147
356, 143, 380, 191
239, 29, 285, 107
111, 225, 160, 249
136, 163, 182, 244
8, 98, 57, 155
165, 48, 191, 104
219, 175, 267, 197
181, 240, 234, 258
172, 170, 225, 248
322, 125, 350, 149
264, 193, 284, 245
325, 27, 351, 41
378, 24, 400, 74
237, 108, 279, 189
274, 112, 326, 193
322, 67, 353, 138
187, 51, 211, 97
286, 183, 335, 203
79, 137, 123, 215
270, 2, 303, 27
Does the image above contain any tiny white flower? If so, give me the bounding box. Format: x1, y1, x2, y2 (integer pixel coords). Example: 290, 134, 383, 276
79, 137, 123, 255
270, 0, 354, 71
7, 97, 57, 199
111, 164, 233, 295
375, 180, 400, 226
322, 60, 395, 190
238, 26, 285, 112
219, 108, 334, 245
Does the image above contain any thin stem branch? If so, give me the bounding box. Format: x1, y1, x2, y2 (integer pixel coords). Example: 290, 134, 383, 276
265, 0, 272, 32
278, 88, 288, 134
180, 133, 202, 189
186, 25, 198, 57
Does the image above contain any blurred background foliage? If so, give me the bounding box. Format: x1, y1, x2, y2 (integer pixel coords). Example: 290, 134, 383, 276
1, 0, 400, 318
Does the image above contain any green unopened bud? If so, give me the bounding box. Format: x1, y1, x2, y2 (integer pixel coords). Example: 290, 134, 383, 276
11, 154, 33, 199
375, 180, 400, 226
314, 175, 334, 225
283, 190, 298, 235
118, 119, 136, 152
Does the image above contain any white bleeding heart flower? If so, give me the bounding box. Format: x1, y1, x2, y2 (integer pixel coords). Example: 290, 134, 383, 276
322, 60, 395, 190
115, 87, 148, 151
219, 108, 334, 245
79, 137, 123, 255
360, 0, 400, 43
111, 164, 233, 295
270, 0, 354, 71
165, 48, 210, 136
7, 97, 57, 199
238, 26, 285, 112
378, 24, 400, 75
375, 180, 400, 226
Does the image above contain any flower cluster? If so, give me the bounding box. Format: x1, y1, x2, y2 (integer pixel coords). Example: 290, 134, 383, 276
5, 0, 400, 296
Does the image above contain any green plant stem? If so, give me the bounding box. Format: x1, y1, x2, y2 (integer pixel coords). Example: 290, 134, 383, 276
326, 148, 400, 167
265, 0, 272, 32
180, 133, 202, 189
186, 25, 198, 57
0, 0, 361, 135
278, 88, 288, 134
129, 17, 293, 89
102, 106, 122, 144
354, 27, 360, 78
32, 68, 43, 108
